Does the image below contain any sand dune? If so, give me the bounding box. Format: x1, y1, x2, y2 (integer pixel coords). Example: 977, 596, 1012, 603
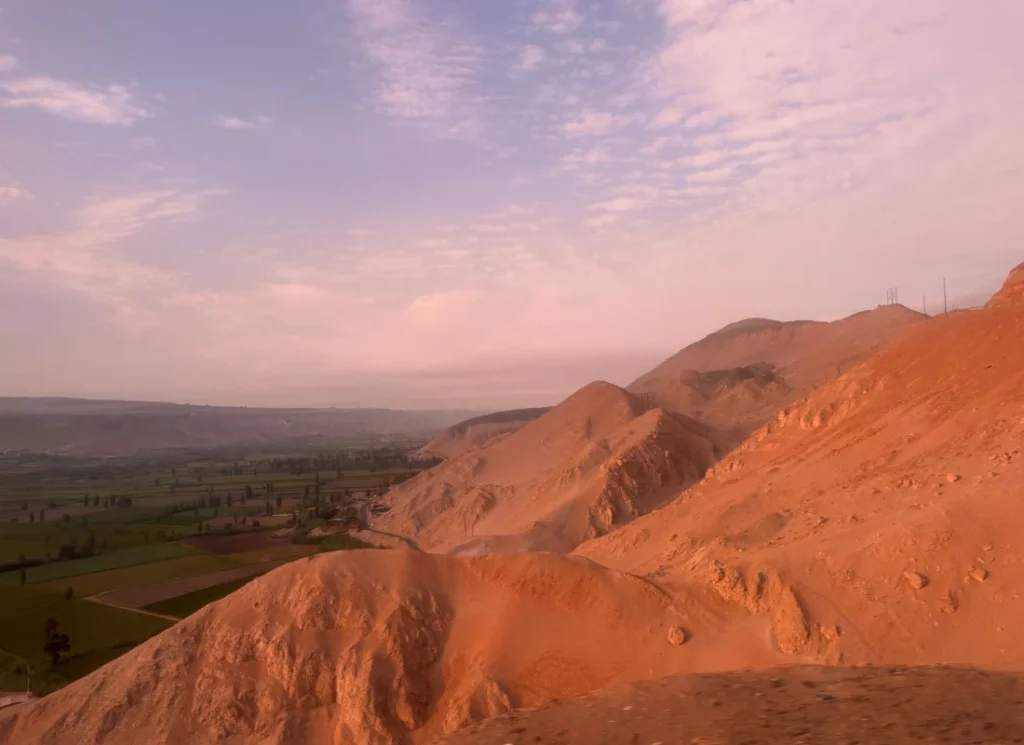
374, 382, 720, 553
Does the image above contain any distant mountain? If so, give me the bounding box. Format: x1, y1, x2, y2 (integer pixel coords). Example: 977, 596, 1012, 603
415, 407, 552, 460
628, 304, 926, 445
0, 398, 478, 457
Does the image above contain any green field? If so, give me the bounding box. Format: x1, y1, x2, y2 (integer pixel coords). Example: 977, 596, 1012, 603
143, 575, 263, 619
1, 542, 201, 585
0, 444, 426, 694
0, 584, 172, 693
36, 553, 244, 597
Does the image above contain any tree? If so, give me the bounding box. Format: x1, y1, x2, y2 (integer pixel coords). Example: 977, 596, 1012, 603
265, 500, 273, 516
227, 494, 234, 508
64, 586, 73, 600
276, 493, 282, 510
28, 512, 35, 524
83, 495, 89, 508
244, 485, 253, 502
93, 495, 99, 507
62, 513, 70, 524
19, 568, 26, 585
43, 618, 71, 667
21, 500, 28, 511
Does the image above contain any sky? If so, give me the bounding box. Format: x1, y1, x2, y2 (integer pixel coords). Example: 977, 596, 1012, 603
1, 0, 1023, 410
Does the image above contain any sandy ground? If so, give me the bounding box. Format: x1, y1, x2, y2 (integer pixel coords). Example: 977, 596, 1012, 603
435, 665, 1024, 745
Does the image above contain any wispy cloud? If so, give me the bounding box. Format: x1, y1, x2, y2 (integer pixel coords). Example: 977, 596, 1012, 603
0, 186, 33, 207
346, 0, 481, 136
213, 114, 274, 131
532, 2, 583, 34
565, 110, 630, 136
0, 56, 17, 73
0, 190, 213, 304
586, 196, 641, 213
516, 44, 546, 72
0, 76, 151, 125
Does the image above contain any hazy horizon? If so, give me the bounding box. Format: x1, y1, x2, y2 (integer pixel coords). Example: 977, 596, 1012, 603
2, 0, 1022, 409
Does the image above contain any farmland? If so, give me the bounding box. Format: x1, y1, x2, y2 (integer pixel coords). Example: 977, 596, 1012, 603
0, 443, 436, 694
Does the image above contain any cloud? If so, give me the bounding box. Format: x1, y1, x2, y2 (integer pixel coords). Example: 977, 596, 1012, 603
213, 114, 274, 131
346, 0, 481, 135
0, 56, 17, 73
651, 106, 685, 128
583, 213, 622, 228
532, 6, 583, 34
516, 44, 546, 72
565, 110, 630, 136
0, 76, 151, 125
0, 190, 213, 304
686, 165, 735, 183
348, 228, 376, 237
586, 196, 641, 212
0, 186, 33, 207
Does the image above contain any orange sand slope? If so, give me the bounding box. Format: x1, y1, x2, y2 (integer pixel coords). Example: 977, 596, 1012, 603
0, 550, 785, 745
375, 382, 720, 553
437, 666, 1024, 745
579, 262, 1024, 668
416, 408, 550, 461
628, 304, 925, 443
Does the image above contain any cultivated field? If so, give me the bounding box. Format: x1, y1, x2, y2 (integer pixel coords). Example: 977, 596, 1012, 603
0, 444, 430, 694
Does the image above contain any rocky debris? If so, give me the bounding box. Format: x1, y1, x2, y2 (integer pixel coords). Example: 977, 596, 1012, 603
939, 590, 960, 614
969, 567, 990, 583
667, 626, 689, 646
704, 562, 811, 656
821, 624, 841, 642
945, 473, 961, 484
904, 571, 928, 590
441, 676, 515, 735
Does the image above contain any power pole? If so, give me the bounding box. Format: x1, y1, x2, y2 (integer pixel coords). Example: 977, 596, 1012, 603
943, 278, 948, 314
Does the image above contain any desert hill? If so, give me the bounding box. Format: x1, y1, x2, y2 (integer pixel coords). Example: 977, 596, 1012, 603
0, 550, 787, 745
0, 398, 474, 457
628, 304, 926, 444
4, 265, 1023, 745
577, 263, 1024, 669
415, 408, 551, 461
373, 382, 720, 553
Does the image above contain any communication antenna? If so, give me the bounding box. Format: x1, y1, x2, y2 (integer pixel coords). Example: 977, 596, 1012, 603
886, 288, 899, 305
943, 278, 948, 314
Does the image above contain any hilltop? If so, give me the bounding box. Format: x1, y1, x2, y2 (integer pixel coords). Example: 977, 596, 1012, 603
628, 304, 926, 445
415, 408, 551, 461
374, 382, 719, 553
578, 265, 1024, 668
